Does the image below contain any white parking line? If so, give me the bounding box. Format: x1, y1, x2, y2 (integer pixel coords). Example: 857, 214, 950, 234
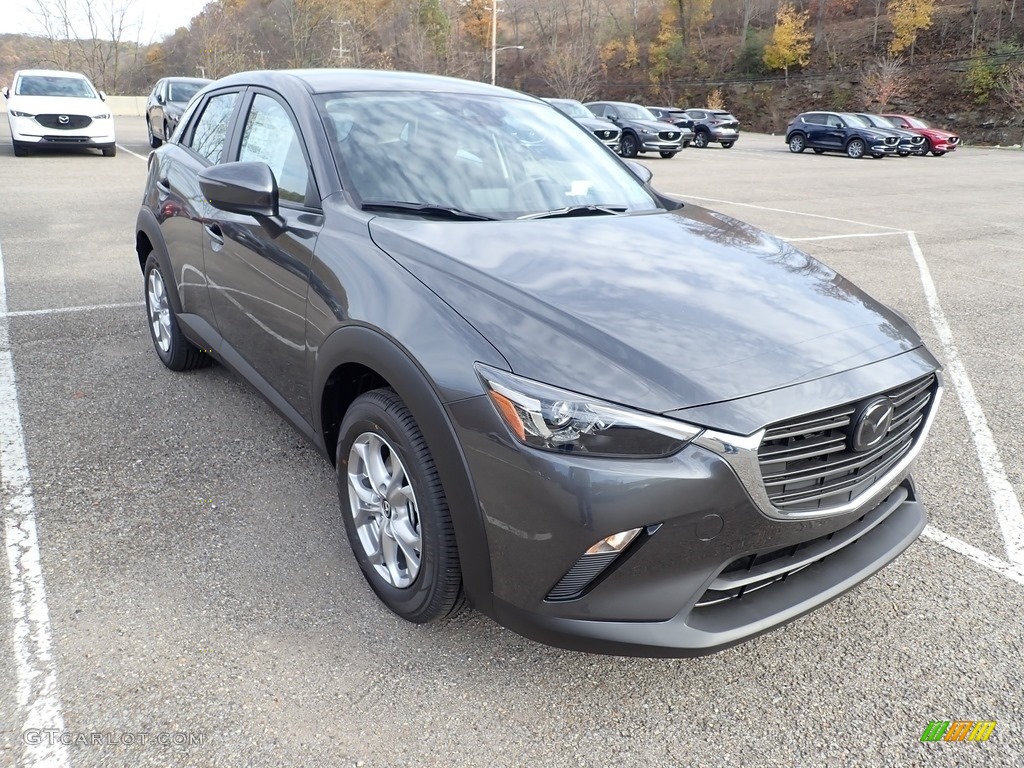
922, 526, 1024, 586
116, 143, 148, 161
908, 231, 1024, 565
783, 232, 909, 242
1, 301, 145, 318
0, 238, 72, 766
671, 193, 906, 231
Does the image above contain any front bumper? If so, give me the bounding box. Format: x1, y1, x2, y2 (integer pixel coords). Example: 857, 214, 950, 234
930, 138, 959, 152
870, 143, 898, 154
9, 114, 115, 147
639, 138, 683, 152
447, 350, 939, 656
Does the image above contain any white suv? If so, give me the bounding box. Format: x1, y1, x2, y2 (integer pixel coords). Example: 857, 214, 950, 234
3, 69, 116, 157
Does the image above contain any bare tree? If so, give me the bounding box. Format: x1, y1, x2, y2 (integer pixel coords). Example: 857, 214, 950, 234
861, 54, 909, 110
541, 36, 600, 100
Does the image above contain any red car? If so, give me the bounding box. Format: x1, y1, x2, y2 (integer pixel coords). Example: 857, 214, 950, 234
882, 114, 960, 156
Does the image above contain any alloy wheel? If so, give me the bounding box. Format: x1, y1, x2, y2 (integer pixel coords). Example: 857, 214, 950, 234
147, 268, 172, 353
347, 432, 422, 589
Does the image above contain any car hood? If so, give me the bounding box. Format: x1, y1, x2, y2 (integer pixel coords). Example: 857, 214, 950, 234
626, 119, 680, 133
368, 206, 921, 415
576, 116, 619, 133
9, 95, 105, 115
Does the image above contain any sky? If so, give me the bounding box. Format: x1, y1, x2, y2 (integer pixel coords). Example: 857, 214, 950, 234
0, 0, 213, 45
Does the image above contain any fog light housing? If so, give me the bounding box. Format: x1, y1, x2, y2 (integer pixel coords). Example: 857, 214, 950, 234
585, 528, 641, 555
546, 528, 644, 601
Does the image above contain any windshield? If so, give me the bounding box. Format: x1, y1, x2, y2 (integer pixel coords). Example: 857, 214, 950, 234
842, 113, 870, 128
905, 116, 930, 129
858, 114, 892, 128
615, 104, 656, 120
16, 75, 96, 98
548, 99, 593, 119
317, 91, 659, 221
169, 81, 204, 103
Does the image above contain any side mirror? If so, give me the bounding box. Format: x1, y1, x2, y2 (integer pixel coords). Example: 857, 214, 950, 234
624, 159, 653, 185
608, 114, 619, 123
2, 87, 8, 99
98, 90, 106, 101
199, 161, 280, 218
157, 93, 165, 104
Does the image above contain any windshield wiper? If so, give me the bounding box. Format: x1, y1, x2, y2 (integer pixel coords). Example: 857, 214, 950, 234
518, 204, 628, 220
361, 200, 496, 221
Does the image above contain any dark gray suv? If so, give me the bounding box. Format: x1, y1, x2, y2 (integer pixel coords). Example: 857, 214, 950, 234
136, 69, 942, 657
585, 101, 684, 158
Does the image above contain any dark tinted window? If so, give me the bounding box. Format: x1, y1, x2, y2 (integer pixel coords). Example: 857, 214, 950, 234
802, 113, 824, 125
187, 92, 238, 164
169, 81, 205, 103
238, 94, 311, 205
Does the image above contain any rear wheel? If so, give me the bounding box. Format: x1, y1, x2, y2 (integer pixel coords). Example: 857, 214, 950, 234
148, 119, 162, 148
846, 138, 865, 159
338, 388, 464, 623
788, 134, 806, 153
659, 151, 677, 159
693, 130, 710, 148
871, 153, 885, 159
620, 133, 639, 158
143, 255, 210, 371
721, 141, 734, 149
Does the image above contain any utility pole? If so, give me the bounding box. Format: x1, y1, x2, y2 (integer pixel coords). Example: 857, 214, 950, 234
331, 19, 349, 67
489, 0, 498, 86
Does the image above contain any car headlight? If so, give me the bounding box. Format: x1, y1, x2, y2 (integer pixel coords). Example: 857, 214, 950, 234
92, 113, 111, 119
477, 364, 703, 458
640, 128, 656, 136
10, 110, 34, 118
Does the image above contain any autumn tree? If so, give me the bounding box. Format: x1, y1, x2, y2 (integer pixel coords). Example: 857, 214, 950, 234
888, 0, 934, 63
861, 54, 909, 110
763, 2, 812, 84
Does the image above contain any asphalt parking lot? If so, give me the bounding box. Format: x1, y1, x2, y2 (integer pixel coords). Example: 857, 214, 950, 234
0, 116, 1021, 768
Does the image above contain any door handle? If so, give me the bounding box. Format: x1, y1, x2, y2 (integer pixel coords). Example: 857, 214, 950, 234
204, 223, 224, 250
156, 177, 170, 192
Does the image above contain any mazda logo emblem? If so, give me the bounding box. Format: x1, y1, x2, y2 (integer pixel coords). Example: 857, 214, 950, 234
852, 397, 894, 452
58, 115, 69, 124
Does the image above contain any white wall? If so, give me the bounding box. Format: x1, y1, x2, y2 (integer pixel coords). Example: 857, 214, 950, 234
0, 96, 147, 115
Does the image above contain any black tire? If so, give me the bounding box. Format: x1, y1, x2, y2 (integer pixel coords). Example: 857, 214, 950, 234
871, 153, 885, 159
659, 151, 677, 159
812, 148, 825, 154
846, 138, 866, 159
931, 150, 946, 157
12, 141, 29, 157
620, 133, 639, 158
148, 119, 162, 148
163, 121, 171, 142
897, 150, 909, 157
143, 254, 210, 371
788, 133, 806, 153
337, 388, 464, 624
102, 145, 116, 157
721, 141, 735, 149
693, 130, 710, 148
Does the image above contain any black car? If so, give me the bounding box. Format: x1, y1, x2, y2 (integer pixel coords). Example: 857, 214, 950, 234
684, 108, 740, 148
585, 101, 683, 158
786, 112, 901, 159
145, 76, 211, 148
645, 107, 694, 147
542, 98, 621, 152
854, 113, 927, 156
136, 69, 942, 657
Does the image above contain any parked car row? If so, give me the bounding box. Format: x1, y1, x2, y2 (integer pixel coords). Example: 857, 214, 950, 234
785, 111, 960, 159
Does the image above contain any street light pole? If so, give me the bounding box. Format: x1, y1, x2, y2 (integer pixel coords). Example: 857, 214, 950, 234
331, 19, 349, 67
490, 0, 498, 86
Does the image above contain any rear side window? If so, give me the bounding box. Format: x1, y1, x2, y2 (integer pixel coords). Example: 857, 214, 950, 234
238, 94, 311, 205
187, 92, 239, 164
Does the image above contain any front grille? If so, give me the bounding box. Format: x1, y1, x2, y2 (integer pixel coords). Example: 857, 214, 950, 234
910, 136, 925, 144
35, 114, 92, 130
596, 129, 619, 140
757, 374, 936, 513
696, 484, 908, 607
884, 136, 898, 145
658, 131, 679, 141
41, 135, 92, 143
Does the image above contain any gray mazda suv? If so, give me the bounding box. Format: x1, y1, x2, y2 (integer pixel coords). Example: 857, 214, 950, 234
135, 69, 942, 657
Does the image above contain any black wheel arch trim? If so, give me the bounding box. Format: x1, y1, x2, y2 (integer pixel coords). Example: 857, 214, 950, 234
136, 206, 184, 316
311, 323, 495, 615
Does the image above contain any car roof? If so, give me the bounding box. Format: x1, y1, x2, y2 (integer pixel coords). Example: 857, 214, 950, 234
15, 69, 90, 79
212, 68, 535, 100
163, 77, 212, 84
648, 106, 682, 111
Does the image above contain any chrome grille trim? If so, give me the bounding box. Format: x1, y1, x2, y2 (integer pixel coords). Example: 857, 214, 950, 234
692, 373, 943, 521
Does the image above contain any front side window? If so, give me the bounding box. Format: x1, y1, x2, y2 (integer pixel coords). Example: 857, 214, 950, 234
169, 81, 205, 104
238, 94, 311, 205
187, 92, 238, 164
16, 75, 96, 98
318, 91, 660, 220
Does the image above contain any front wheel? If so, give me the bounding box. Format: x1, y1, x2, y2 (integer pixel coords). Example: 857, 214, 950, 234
721, 141, 734, 149
620, 133, 639, 158
659, 151, 677, 159
148, 119, 162, 148
788, 134, 806, 153
931, 150, 946, 156
846, 138, 866, 159
102, 145, 116, 157
338, 388, 464, 624
143, 255, 210, 371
